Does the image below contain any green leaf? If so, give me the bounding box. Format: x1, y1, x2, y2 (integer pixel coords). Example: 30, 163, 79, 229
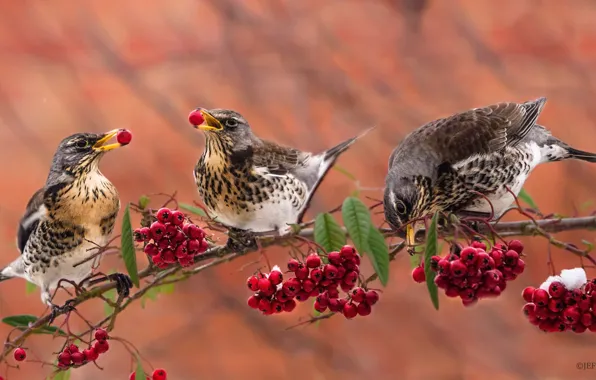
141, 283, 175, 308
25, 281, 36, 295
341, 197, 372, 253
2, 314, 67, 336
53, 369, 71, 380
366, 225, 390, 286
314, 213, 346, 253
135, 354, 146, 380
138, 195, 150, 209
582, 239, 594, 253
423, 212, 440, 310
332, 164, 357, 181
409, 253, 421, 269
103, 288, 117, 316
179, 203, 207, 217
518, 189, 538, 209
121, 203, 140, 288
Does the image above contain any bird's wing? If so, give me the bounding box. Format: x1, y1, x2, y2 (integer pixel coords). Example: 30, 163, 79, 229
16, 188, 47, 254
252, 141, 311, 176
413, 98, 547, 165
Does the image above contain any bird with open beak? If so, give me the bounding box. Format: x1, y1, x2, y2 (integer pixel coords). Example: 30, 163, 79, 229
0, 129, 133, 322
384, 97, 596, 250
189, 108, 374, 251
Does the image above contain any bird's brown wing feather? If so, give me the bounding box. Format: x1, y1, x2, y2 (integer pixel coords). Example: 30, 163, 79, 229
252, 141, 309, 175
415, 98, 546, 165
16, 187, 46, 254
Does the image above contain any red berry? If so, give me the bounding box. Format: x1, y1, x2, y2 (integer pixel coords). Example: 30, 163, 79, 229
134, 228, 144, 242
144, 243, 160, 257
572, 324, 587, 333
316, 293, 329, 307
295, 264, 309, 280
343, 303, 358, 319
430, 255, 441, 271
156, 208, 172, 223
489, 249, 504, 267
247, 276, 259, 291
170, 210, 185, 226
459, 288, 476, 302
283, 299, 297, 312
271, 301, 284, 313
581, 313, 593, 327
508, 240, 524, 254
258, 299, 272, 314
129, 372, 137, 380
578, 295, 591, 312
287, 259, 300, 272
157, 239, 170, 250
357, 302, 372, 316
282, 278, 301, 297
188, 109, 205, 125
268, 270, 283, 285
471, 241, 487, 251
437, 260, 451, 275
532, 289, 549, 307
151, 255, 164, 266
306, 254, 322, 268
548, 298, 565, 313
115, 129, 132, 145
314, 301, 328, 313
327, 251, 342, 266
477, 252, 494, 269
460, 247, 478, 265
450, 260, 467, 277
327, 287, 340, 298
504, 250, 519, 266
150, 222, 166, 240
522, 286, 536, 303
163, 224, 178, 239
548, 282, 565, 298
563, 306, 581, 324
94, 328, 108, 341
186, 224, 205, 240
309, 268, 323, 283
445, 286, 460, 298
351, 287, 366, 303
462, 298, 478, 307
340, 245, 356, 259
323, 264, 339, 279
365, 290, 379, 305
161, 249, 177, 264
411, 266, 425, 283
295, 290, 310, 302
434, 275, 449, 289
94, 340, 109, 354
513, 259, 525, 274
58, 351, 72, 365
483, 269, 502, 289
71, 352, 85, 365
152, 368, 168, 380
522, 303, 536, 317
343, 270, 359, 286
328, 298, 342, 312
174, 244, 189, 259
68, 344, 79, 353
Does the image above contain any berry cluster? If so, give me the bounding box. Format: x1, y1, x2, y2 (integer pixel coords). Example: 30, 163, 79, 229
412, 240, 526, 306
130, 368, 168, 380
246, 245, 380, 319
57, 329, 110, 369
522, 268, 596, 333
134, 207, 209, 268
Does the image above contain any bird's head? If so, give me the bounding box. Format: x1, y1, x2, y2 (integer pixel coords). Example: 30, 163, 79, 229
188, 108, 257, 151
384, 174, 430, 247
50, 130, 126, 177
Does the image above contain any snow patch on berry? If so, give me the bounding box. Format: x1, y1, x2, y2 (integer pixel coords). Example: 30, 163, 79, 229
539, 275, 564, 291
560, 268, 588, 290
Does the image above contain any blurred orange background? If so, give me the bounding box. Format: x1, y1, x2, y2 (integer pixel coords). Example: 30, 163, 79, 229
1, 0, 596, 379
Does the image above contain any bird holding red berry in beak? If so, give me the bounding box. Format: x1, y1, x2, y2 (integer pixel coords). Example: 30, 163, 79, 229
384, 97, 596, 249
0, 129, 133, 322
189, 108, 374, 250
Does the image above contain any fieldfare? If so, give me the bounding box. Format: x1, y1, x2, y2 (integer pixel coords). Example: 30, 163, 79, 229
383, 97, 596, 247
189, 108, 373, 250
0, 130, 133, 320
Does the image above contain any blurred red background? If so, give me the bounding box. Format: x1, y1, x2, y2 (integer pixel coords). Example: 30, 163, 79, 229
1, 0, 596, 379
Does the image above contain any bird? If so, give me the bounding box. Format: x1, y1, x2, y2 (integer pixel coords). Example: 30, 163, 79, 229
188, 108, 373, 250
383, 97, 596, 248
0, 129, 133, 321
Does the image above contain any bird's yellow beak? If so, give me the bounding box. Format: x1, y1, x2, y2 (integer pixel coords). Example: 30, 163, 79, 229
405, 221, 424, 247
197, 110, 223, 132
93, 129, 122, 152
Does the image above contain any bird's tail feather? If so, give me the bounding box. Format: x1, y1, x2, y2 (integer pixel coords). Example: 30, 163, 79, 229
322, 126, 376, 164
0, 272, 13, 283
567, 147, 596, 163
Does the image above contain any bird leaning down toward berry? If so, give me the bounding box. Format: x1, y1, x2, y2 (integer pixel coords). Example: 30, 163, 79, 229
189, 108, 374, 250
0, 129, 133, 322
384, 97, 596, 249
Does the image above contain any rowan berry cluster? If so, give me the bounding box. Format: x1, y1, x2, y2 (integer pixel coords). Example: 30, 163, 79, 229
57, 328, 109, 369
134, 207, 209, 268
522, 268, 596, 333
130, 368, 168, 380
246, 245, 380, 319
412, 240, 526, 306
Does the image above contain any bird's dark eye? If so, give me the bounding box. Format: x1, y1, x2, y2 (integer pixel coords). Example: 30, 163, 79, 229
225, 119, 238, 128
395, 200, 407, 215
76, 139, 88, 148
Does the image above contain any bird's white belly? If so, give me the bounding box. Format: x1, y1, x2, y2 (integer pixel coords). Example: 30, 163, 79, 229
213, 199, 303, 234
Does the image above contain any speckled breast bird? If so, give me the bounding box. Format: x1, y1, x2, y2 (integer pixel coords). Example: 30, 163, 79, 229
189, 108, 373, 249
384, 97, 596, 246
0, 130, 133, 319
